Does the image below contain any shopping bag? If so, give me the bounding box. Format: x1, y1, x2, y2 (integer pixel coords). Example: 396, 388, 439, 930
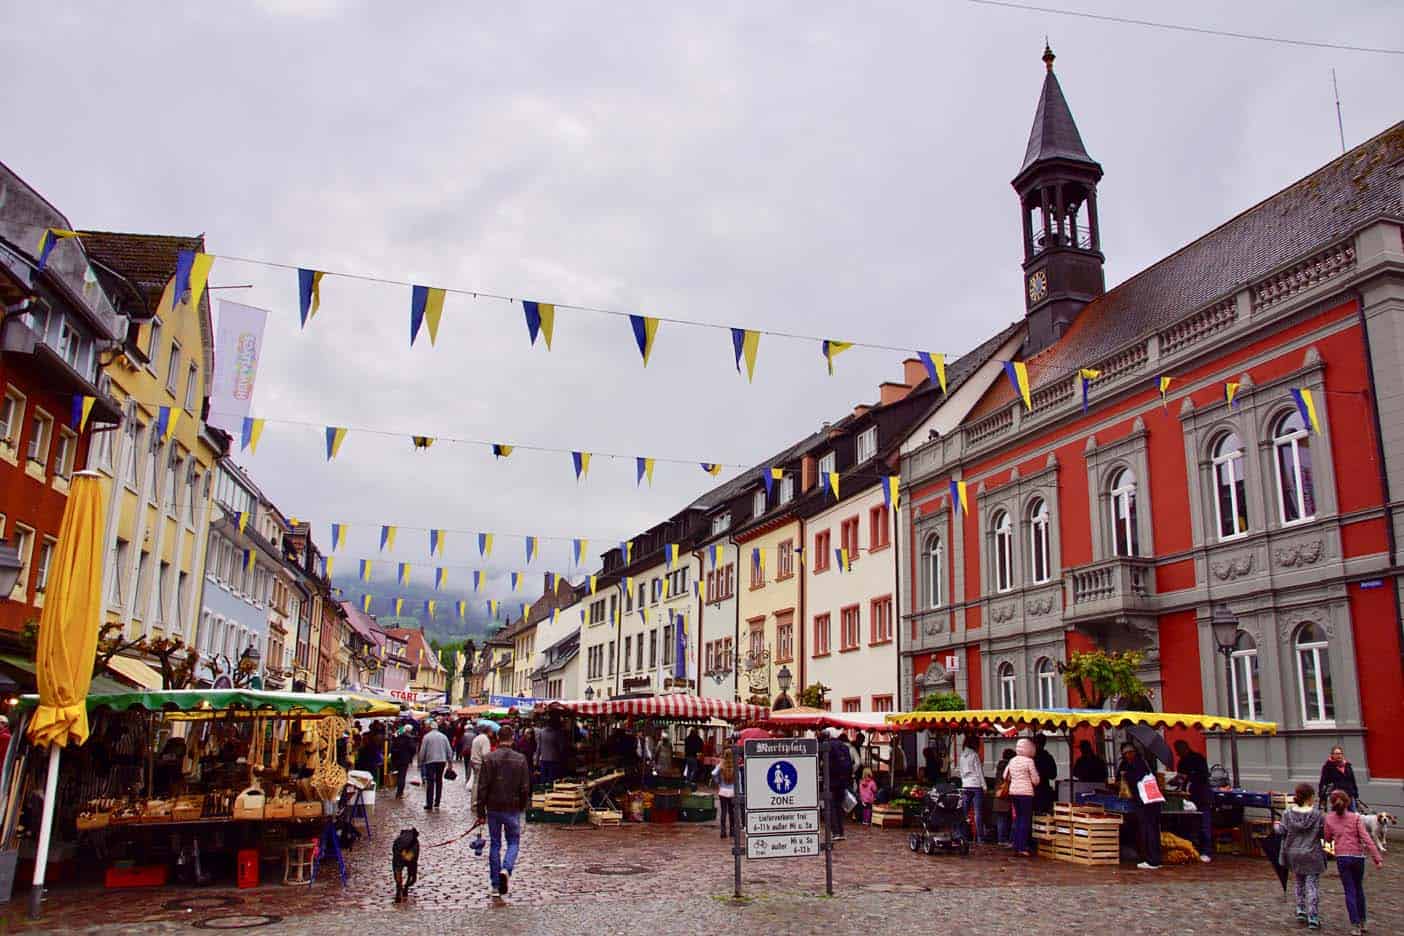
1136, 774, 1165, 805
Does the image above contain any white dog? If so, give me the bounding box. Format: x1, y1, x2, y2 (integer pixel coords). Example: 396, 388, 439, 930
1362, 811, 1397, 853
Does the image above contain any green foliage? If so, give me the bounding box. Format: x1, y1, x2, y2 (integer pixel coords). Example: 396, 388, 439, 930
797, 683, 830, 709
916, 691, 966, 712
1059, 650, 1150, 709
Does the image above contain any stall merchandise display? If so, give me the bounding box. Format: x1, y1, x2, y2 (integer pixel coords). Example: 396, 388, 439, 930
1032, 804, 1123, 867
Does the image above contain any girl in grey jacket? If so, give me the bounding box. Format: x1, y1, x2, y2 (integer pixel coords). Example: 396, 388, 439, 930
1278, 783, 1326, 928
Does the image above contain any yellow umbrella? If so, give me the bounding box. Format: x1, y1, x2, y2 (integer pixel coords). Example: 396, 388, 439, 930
27, 472, 107, 748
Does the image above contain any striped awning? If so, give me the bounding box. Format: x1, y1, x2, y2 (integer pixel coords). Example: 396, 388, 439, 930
547, 695, 768, 723
885, 708, 1277, 736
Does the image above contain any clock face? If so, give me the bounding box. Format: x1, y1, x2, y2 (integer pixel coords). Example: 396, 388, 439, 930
1028, 270, 1048, 303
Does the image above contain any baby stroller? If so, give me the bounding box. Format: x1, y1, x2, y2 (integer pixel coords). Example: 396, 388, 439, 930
908, 785, 970, 856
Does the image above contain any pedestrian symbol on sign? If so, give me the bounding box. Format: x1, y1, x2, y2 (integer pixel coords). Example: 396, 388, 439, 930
767, 761, 798, 795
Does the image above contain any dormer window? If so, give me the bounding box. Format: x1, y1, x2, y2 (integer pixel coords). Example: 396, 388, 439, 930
779, 475, 795, 505
856, 427, 877, 463
818, 452, 835, 476
753, 490, 765, 517
711, 512, 731, 535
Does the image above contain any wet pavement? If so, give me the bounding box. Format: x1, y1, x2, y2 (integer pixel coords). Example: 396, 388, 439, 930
9, 767, 1401, 934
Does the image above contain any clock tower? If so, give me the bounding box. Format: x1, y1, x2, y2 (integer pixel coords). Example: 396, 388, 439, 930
1013, 44, 1105, 355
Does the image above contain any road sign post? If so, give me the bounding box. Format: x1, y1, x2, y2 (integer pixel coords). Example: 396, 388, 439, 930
735, 737, 832, 896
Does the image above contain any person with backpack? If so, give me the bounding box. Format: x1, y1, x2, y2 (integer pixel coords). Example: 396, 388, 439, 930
825, 728, 854, 840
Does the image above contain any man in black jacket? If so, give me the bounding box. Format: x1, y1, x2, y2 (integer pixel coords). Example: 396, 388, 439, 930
826, 730, 853, 840
477, 725, 531, 897
1173, 739, 1214, 862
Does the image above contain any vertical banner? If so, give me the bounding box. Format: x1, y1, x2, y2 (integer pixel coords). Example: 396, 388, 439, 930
210, 301, 268, 433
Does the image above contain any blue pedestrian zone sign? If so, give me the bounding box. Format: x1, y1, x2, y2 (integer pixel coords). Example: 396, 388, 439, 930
767, 760, 799, 796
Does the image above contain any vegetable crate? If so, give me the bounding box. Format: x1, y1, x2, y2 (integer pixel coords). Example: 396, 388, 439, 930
1032, 805, 1122, 867
871, 804, 906, 828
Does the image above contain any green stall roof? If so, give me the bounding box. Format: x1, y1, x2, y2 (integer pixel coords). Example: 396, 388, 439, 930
15, 688, 400, 718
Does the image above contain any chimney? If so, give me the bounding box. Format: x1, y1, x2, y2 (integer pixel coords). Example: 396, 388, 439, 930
879, 381, 912, 405
801, 455, 816, 493
853, 404, 871, 418
903, 357, 928, 387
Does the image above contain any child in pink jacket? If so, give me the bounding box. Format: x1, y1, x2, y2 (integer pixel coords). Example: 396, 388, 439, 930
859, 769, 878, 825
1324, 790, 1383, 934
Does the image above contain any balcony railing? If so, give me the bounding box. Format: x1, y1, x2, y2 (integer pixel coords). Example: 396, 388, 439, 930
1064, 556, 1154, 622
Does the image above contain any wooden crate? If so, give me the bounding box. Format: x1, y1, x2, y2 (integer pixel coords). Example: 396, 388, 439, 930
589, 809, 622, 827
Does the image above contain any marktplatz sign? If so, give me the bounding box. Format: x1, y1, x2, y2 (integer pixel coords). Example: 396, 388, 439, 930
743, 738, 817, 811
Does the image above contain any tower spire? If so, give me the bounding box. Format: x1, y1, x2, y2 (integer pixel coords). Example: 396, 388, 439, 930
1043, 39, 1054, 72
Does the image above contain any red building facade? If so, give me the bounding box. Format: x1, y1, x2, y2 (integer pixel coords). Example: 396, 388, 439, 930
897, 55, 1404, 807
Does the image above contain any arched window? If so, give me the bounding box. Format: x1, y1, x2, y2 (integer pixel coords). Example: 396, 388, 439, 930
1228, 631, 1261, 721
1212, 431, 1249, 540
922, 533, 944, 608
997, 661, 1017, 709
1274, 411, 1316, 524
1110, 467, 1139, 556
1028, 498, 1051, 583
1295, 622, 1334, 725
993, 510, 1014, 592
1035, 657, 1057, 709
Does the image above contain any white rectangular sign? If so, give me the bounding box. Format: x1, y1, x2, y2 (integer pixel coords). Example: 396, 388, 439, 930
747, 833, 820, 859
746, 808, 819, 836
743, 738, 818, 812
210, 300, 267, 434
946, 654, 960, 672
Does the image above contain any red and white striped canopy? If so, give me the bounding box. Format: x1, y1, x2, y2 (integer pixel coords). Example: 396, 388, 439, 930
547, 695, 768, 723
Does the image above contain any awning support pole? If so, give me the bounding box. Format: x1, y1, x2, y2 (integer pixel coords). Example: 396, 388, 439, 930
1229, 729, 1241, 790
27, 744, 61, 920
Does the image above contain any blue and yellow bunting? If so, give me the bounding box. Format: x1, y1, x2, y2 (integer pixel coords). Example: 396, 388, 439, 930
822, 339, 852, 376
949, 479, 968, 515
435, 567, 446, 590
409, 285, 446, 346
919, 351, 948, 394
240, 417, 265, 454
397, 562, 411, 586
237, 511, 250, 534
522, 301, 555, 349
456, 600, 467, 618
826, 471, 840, 501
172, 250, 215, 314
243, 549, 256, 573
331, 523, 347, 551
487, 600, 500, 619
589, 574, 598, 595
667, 543, 680, 567
492, 443, 513, 459
701, 463, 722, 476
70, 395, 96, 431
509, 572, 522, 592
1079, 368, 1101, 414
636, 457, 655, 486
1225, 381, 1241, 409
394, 598, 405, 616
429, 529, 445, 556
525, 536, 538, 564
1290, 388, 1321, 433
629, 314, 659, 366
35, 228, 80, 271
362, 594, 373, 613
572, 451, 590, 481
1158, 375, 1173, 409
325, 426, 348, 461
471, 570, 483, 593
730, 328, 760, 382
412, 435, 434, 450
359, 559, 372, 582
380, 525, 397, 551
572, 538, 588, 566
882, 475, 900, 511
1003, 361, 1032, 411
297, 268, 324, 328
478, 533, 493, 558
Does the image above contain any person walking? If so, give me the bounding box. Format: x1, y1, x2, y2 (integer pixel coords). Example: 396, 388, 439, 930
684, 728, 703, 783
714, 747, 737, 839
1031, 735, 1057, 814
1005, 739, 1040, 857
1278, 783, 1326, 928
536, 718, 564, 785
1172, 739, 1214, 862
1116, 742, 1162, 870
389, 726, 418, 799
477, 725, 531, 898
1325, 788, 1383, 935
517, 727, 537, 780
417, 720, 453, 810
826, 728, 854, 840
469, 723, 495, 807
1318, 746, 1360, 809
958, 735, 987, 844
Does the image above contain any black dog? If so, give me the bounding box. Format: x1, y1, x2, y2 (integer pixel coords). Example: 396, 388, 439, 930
392, 828, 419, 902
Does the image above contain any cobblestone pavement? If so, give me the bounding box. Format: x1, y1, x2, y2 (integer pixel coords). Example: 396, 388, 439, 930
11, 769, 1401, 934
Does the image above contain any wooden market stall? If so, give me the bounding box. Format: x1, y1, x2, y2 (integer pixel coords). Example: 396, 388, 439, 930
1, 689, 398, 897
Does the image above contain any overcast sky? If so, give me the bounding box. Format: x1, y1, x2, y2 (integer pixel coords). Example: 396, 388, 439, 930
3, 2, 1400, 634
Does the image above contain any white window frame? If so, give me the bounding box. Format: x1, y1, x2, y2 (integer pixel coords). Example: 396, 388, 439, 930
1110, 468, 1139, 557
998, 662, 1017, 709
1035, 657, 1057, 708
779, 475, 794, 505
109, 539, 128, 607
26, 409, 53, 467
35, 536, 56, 596
711, 512, 731, 535
1228, 632, 1260, 721
922, 532, 943, 608
1212, 432, 1250, 541
855, 426, 877, 463
1273, 411, 1316, 526
993, 510, 1014, 593
752, 490, 766, 518
1029, 498, 1051, 583
12, 524, 35, 601
53, 427, 77, 481
147, 317, 163, 370
818, 452, 835, 476
1294, 623, 1334, 727
166, 339, 181, 394
0, 386, 24, 454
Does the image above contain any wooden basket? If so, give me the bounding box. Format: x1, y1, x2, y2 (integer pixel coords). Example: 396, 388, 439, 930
265, 800, 295, 820
293, 801, 323, 819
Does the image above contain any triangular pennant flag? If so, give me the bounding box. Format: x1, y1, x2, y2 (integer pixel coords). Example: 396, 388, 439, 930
492, 443, 513, 459
380, 525, 397, 551
359, 559, 372, 582
919, 351, 948, 394
457, 600, 467, 618
1290, 388, 1321, 433
883, 476, 900, 511
238, 511, 250, 534
325, 556, 334, 577
395, 598, 405, 616
795, 544, 805, 568
1003, 361, 1032, 411
171, 250, 196, 310
949, 480, 968, 515
700, 463, 723, 476
521, 602, 531, 621
545, 571, 557, 593
839, 547, 851, 573
525, 536, 538, 564
572, 538, 588, 566
471, 571, 482, 593
624, 575, 633, 599
429, 529, 444, 555
667, 543, 680, 567
620, 540, 633, 563
240, 417, 265, 454
572, 451, 590, 481
325, 426, 348, 460
708, 544, 718, 568
154, 406, 180, 442
510, 572, 522, 592
822, 339, 853, 375
409, 284, 446, 346
730, 327, 760, 382
412, 435, 434, 450
35, 228, 80, 271
331, 523, 346, 551
184, 253, 215, 313
426, 599, 437, 618
827, 471, 840, 501
488, 600, 500, 618
1079, 368, 1102, 414
435, 567, 446, 590
552, 607, 560, 625
362, 594, 373, 613
589, 574, 598, 595
71, 395, 96, 431
1158, 375, 1173, 409
397, 562, 411, 586
1225, 381, 1241, 409
629, 314, 659, 366
522, 300, 556, 349
636, 457, 655, 486
478, 533, 493, 558
297, 269, 324, 327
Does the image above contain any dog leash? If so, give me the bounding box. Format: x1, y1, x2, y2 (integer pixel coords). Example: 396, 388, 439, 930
424, 817, 484, 849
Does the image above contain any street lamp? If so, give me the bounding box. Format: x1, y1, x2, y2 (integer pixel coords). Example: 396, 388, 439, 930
584, 685, 595, 701
773, 664, 794, 711
0, 544, 21, 599
1210, 602, 1242, 789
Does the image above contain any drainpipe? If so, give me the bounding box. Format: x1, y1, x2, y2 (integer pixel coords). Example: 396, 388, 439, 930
798, 517, 807, 696
729, 534, 740, 702
893, 492, 903, 711
1352, 288, 1404, 678
693, 548, 705, 696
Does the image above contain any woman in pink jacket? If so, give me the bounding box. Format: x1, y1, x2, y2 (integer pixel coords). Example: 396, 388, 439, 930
1004, 738, 1040, 856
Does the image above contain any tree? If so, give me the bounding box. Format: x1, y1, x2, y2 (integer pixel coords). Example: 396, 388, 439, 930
915, 691, 966, 712
798, 682, 830, 709
1058, 650, 1151, 710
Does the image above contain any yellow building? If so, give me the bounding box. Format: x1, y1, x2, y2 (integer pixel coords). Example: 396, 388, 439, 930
82, 233, 224, 652
734, 516, 802, 707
